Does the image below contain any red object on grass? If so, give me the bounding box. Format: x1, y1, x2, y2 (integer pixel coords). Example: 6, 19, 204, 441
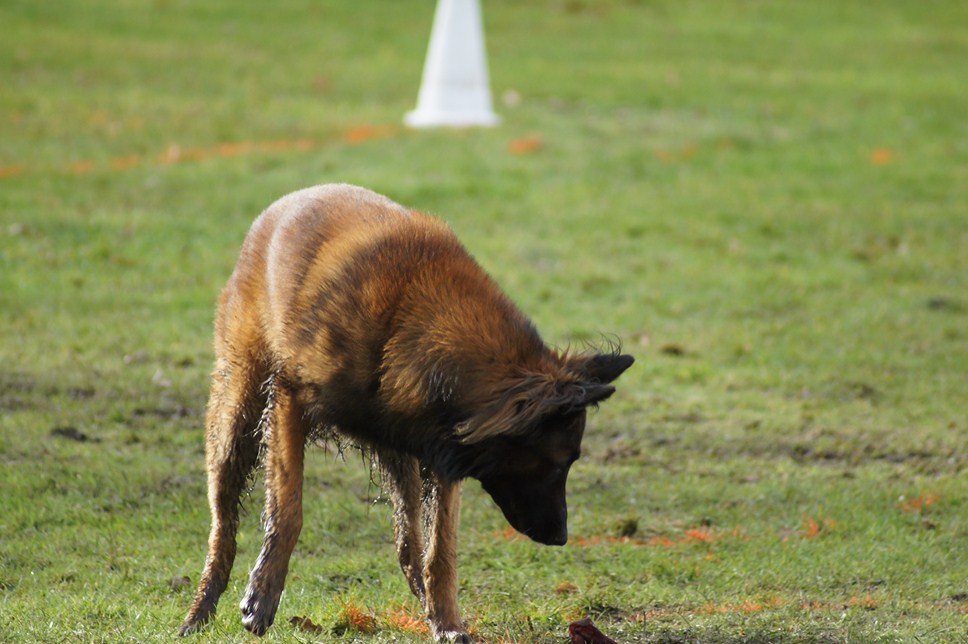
568, 618, 619, 644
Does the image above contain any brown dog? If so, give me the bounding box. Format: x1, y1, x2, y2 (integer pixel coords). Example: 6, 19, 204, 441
178, 184, 633, 641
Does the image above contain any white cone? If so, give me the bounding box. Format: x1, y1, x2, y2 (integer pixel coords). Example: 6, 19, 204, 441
405, 0, 500, 128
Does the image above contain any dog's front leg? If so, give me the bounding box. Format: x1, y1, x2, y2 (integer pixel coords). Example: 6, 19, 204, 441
379, 451, 427, 602
423, 475, 470, 643
239, 385, 307, 636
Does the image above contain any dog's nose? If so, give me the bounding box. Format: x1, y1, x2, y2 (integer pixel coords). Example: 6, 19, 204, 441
535, 525, 567, 546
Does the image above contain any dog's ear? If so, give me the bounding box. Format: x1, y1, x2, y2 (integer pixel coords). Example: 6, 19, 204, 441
570, 352, 635, 384
456, 374, 621, 444
455, 353, 634, 443
575, 380, 617, 407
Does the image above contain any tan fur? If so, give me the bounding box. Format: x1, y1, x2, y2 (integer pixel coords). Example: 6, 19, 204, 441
179, 185, 632, 642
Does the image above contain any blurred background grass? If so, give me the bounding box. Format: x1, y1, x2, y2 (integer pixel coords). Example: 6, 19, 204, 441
1, 0, 966, 641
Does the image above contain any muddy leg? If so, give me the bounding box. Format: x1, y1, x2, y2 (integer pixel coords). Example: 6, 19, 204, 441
239, 382, 307, 636
179, 360, 264, 636
423, 474, 469, 643
379, 452, 426, 602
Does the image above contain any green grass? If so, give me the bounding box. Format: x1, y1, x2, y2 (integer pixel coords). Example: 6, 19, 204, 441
1, 0, 966, 641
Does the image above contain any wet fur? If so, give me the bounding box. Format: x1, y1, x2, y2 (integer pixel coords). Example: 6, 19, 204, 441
179, 184, 633, 641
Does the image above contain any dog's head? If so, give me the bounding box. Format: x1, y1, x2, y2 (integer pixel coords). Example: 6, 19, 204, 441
454, 351, 634, 545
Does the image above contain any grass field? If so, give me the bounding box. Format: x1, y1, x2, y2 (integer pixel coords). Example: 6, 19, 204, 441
1, 0, 966, 641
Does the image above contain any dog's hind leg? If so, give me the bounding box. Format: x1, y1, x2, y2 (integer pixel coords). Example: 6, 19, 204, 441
239, 380, 308, 636
179, 357, 265, 636
423, 474, 470, 643
379, 451, 426, 602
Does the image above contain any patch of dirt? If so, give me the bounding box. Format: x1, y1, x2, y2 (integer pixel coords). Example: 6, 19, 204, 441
598, 442, 641, 463
659, 343, 688, 357
927, 297, 962, 312
786, 442, 963, 473
706, 427, 966, 475
50, 427, 99, 443
0, 373, 35, 411
132, 406, 193, 419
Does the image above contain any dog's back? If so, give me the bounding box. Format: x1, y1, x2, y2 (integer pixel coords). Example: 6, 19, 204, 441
216, 183, 421, 366
218, 184, 546, 451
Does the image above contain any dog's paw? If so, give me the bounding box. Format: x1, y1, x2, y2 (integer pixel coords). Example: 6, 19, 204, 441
178, 602, 215, 636
239, 585, 280, 637
435, 628, 472, 643
177, 619, 202, 637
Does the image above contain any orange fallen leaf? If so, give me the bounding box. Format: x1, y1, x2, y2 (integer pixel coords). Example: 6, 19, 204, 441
555, 581, 579, 595
509, 135, 543, 155
0, 164, 26, 179
900, 493, 939, 512
846, 594, 878, 610
344, 125, 394, 144
684, 528, 715, 543
71, 160, 96, 175
870, 148, 894, 166
160, 144, 182, 164
383, 606, 429, 634
496, 526, 525, 541
216, 141, 252, 158
765, 596, 786, 608
110, 154, 142, 171
700, 597, 784, 615
803, 516, 836, 539
336, 600, 376, 634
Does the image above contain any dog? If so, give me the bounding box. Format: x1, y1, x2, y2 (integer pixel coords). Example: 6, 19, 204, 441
178, 184, 633, 641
